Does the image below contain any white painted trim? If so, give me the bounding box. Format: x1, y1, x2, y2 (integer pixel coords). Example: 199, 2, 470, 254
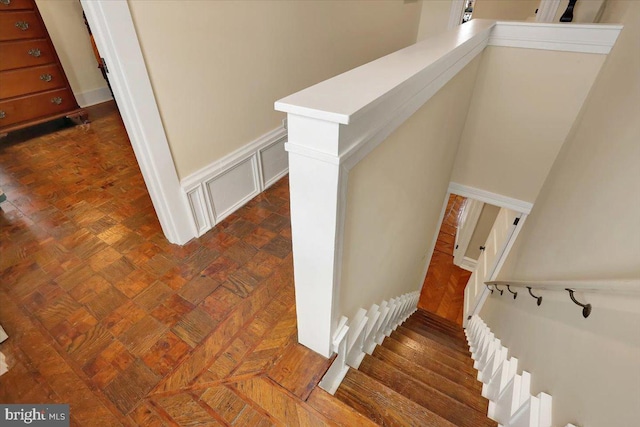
466, 315, 554, 427
447, 0, 465, 29
319, 291, 419, 394
338, 37, 487, 171
460, 256, 478, 272
536, 0, 562, 23
463, 213, 528, 326
453, 198, 484, 267
276, 21, 620, 128
448, 182, 533, 214
489, 21, 623, 54
80, 0, 196, 244
180, 126, 288, 237
74, 86, 113, 107
276, 20, 495, 125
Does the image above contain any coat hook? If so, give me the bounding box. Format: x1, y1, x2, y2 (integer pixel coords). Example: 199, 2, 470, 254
494, 285, 504, 296
527, 287, 542, 306
506, 285, 517, 299
565, 288, 591, 318
486, 284, 494, 294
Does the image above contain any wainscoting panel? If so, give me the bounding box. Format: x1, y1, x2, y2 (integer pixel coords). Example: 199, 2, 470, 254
260, 136, 288, 188
185, 185, 212, 236
181, 126, 288, 236
205, 156, 261, 222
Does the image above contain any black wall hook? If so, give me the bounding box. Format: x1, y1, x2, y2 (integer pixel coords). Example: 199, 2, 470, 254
565, 288, 592, 318
494, 285, 504, 296
506, 285, 517, 299
527, 287, 542, 306
486, 284, 494, 294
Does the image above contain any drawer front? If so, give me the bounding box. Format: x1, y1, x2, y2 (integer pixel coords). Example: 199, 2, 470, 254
0, 0, 34, 11
0, 39, 52, 71
0, 88, 75, 127
0, 11, 45, 41
0, 63, 64, 98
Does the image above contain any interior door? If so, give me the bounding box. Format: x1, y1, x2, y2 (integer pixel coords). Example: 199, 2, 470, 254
463, 208, 521, 323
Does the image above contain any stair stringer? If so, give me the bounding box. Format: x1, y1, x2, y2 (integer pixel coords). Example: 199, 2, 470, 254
466, 315, 565, 427
318, 290, 420, 394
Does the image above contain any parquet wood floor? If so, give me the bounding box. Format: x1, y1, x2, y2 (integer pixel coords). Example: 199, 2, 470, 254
0, 102, 349, 426
417, 194, 472, 325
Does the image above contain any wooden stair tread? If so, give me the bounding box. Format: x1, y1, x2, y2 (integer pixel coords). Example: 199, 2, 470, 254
335, 368, 456, 427
372, 346, 489, 414
403, 319, 466, 342
414, 309, 464, 331
392, 325, 473, 366
380, 336, 481, 392
307, 387, 379, 427
404, 315, 468, 342
372, 345, 489, 414
411, 309, 464, 330
401, 319, 471, 354
358, 355, 496, 427
390, 330, 475, 372
393, 327, 474, 367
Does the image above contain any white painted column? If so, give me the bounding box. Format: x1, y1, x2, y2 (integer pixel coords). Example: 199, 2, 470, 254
285, 115, 344, 357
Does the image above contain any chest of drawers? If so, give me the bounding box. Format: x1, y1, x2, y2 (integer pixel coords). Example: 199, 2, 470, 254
0, 0, 86, 135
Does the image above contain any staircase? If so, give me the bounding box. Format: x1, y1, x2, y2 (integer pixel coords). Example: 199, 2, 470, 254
333, 309, 496, 426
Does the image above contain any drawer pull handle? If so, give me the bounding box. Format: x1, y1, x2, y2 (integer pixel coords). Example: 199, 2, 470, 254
51, 97, 63, 105
1, 0, 11, 6
28, 48, 41, 57
15, 21, 29, 31
0, 111, 5, 119
40, 74, 52, 82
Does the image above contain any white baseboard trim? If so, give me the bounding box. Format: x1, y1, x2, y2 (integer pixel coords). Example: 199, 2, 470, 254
448, 182, 533, 214
459, 256, 478, 272
319, 290, 420, 394
466, 315, 556, 427
181, 126, 288, 237
74, 86, 113, 107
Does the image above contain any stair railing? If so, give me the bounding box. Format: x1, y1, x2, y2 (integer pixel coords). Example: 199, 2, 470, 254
484, 279, 640, 318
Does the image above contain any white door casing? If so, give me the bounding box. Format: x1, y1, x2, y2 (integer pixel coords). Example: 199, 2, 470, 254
80, 0, 196, 245
463, 208, 524, 325
453, 198, 484, 268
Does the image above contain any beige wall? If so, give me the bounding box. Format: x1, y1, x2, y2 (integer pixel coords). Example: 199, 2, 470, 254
482, 1, 640, 425
339, 56, 482, 321
417, 0, 452, 41
471, 0, 539, 20
127, 0, 422, 178
451, 46, 606, 203
465, 203, 500, 259
35, 0, 107, 98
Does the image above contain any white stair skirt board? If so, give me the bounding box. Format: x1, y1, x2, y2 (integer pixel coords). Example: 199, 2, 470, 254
466, 315, 555, 427
181, 126, 288, 237
318, 291, 419, 394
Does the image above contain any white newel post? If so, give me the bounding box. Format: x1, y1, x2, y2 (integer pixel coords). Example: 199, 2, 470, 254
285, 115, 345, 357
